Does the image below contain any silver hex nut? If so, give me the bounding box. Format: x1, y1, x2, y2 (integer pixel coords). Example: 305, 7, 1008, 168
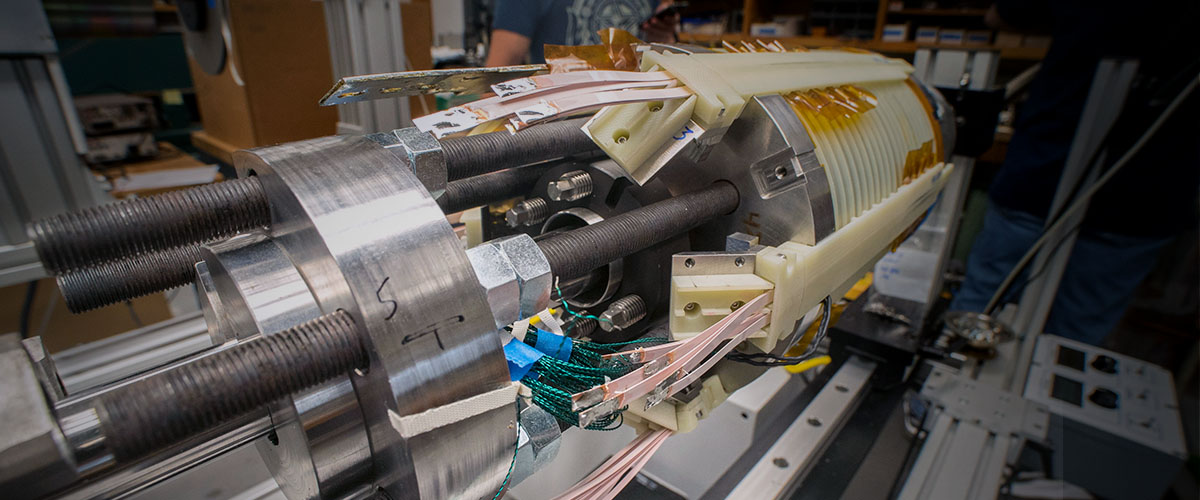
465, 242, 521, 329
495, 234, 552, 318
0, 334, 77, 495
393, 127, 448, 199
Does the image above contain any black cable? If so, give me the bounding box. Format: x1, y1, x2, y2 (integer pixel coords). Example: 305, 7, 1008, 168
19, 280, 38, 339
982, 70, 1200, 314
726, 296, 833, 367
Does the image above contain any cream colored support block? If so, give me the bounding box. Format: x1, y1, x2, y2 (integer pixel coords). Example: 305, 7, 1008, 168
641, 51, 744, 129
624, 372, 730, 433
583, 95, 697, 183
673, 375, 729, 433
753, 162, 954, 352
670, 274, 775, 340
461, 207, 483, 248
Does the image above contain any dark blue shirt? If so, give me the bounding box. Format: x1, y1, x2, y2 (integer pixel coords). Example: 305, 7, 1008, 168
988, 0, 1199, 237
493, 0, 657, 63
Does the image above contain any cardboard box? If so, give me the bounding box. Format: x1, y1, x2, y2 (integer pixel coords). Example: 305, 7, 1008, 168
966, 30, 993, 45
938, 29, 965, 45
915, 26, 940, 44
882, 23, 910, 42
751, 22, 795, 37
187, 0, 339, 155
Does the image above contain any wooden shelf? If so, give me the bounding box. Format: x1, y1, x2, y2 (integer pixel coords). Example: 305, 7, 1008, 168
678, 32, 1046, 61
886, 8, 987, 16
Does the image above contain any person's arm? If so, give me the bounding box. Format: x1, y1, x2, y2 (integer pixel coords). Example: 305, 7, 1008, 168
487, 0, 539, 66
486, 29, 532, 66
641, 1, 679, 43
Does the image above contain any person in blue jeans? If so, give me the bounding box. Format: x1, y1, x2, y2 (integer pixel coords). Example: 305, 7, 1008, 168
950, 1, 1199, 345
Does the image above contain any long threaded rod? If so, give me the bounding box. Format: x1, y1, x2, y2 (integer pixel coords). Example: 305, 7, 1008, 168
437, 164, 551, 214
95, 310, 366, 463
28, 176, 270, 274
536, 182, 739, 281
55, 245, 204, 313
29, 120, 595, 276
441, 117, 599, 181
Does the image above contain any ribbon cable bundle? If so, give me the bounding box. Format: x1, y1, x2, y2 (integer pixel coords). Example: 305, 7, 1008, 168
571, 292, 773, 427
412, 70, 691, 137
553, 428, 673, 500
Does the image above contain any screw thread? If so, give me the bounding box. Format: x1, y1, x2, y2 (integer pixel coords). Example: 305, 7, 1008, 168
506, 197, 550, 227
96, 310, 366, 463
599, 294, 647, 332
548, 170, 594, 202
29, 177, 270, 274
56, 244, 204, 313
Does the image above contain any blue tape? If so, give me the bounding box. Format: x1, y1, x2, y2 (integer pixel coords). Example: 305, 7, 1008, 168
533, 329, 573, 361
504, 339, 544, 381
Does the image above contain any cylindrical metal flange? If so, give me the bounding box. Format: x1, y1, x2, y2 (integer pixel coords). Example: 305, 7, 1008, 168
235, 135, 514, 499
200, 233, 372, 499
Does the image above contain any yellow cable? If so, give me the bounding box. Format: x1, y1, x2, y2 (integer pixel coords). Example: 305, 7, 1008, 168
785, 355, 832, 374
528, 308, 558, 326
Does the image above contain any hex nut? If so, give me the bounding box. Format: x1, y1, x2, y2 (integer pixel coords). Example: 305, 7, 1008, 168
394, 127, 448, 199
495, 234, 552, 318
369, 128, 448, 199
0, 334, 77, 495
465, 243, 521, 329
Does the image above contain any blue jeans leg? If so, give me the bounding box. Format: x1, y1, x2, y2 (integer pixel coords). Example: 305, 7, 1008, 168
1043, 230, 1170, 344
949, 203, 1170, 345
950, 204, 1043, 312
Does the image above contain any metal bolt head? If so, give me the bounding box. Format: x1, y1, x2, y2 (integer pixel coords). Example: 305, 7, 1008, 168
496, 234, 552, 317
466, 234, 551, 327
465, 243, 520, 328
598, 294, 647, 332
546, 170, 594, 202
392, 128, 447, 199
505, 198, 548, 228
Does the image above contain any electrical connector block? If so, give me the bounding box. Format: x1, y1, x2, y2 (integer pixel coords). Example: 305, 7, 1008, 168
624, 375, 729, 434
669, 252, 775, 340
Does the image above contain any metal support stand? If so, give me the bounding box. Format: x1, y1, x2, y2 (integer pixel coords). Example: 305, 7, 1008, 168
726, 356, 877, 500
1006, 60, 1139, 391
322, 0, 414, 134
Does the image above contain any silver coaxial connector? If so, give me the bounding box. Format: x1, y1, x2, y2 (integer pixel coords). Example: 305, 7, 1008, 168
506, 198, 549, 227
598, 294, 647, 332
546, 170, 594, 202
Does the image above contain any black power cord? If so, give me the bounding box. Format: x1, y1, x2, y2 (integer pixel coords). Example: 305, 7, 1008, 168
726, 296, 833, 367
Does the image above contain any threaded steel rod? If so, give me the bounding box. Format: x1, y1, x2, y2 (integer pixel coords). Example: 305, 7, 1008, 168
94, 310, 366, 463
437, 164, 551, 214
28, 177, 270, 274
441, 118, 599, 181
536, 182, 739, 281
56, 245, 204, 313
